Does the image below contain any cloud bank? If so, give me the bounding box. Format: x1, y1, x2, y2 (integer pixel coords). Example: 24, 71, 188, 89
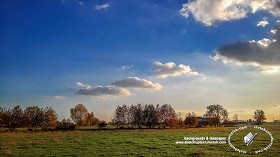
153, 61, 199, 78
180, 0, 280, 26
112, 77, 162, 90
213, 24, 280, 71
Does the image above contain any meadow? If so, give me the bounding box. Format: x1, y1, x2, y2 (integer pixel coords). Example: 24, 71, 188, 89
0, 125, 279, 157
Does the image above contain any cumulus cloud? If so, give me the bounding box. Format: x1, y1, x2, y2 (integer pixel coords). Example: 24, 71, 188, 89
213, 24, 280, 71
180, 0, 280, 26
76, 85, 131, 97
152, 61, 199, 78
95, 3, 110, 10
257, 17, 269, 27
112, 77, 162, 90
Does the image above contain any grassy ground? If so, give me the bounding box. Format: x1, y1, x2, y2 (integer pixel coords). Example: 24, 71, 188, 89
0, 124, 279, 157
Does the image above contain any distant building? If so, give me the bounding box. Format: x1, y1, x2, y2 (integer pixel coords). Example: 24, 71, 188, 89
236, 119, 255, 125
197, 117, 217, 126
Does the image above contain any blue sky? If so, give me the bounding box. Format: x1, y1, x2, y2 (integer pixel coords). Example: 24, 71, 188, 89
1, 0, 280, 121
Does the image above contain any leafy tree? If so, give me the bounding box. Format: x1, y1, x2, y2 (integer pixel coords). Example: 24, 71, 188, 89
43, 107, 58, 128
0, 106, 24, 130
85, 112, 95, 126
23, 106, 44, 130
9, 105, 24, 130
92, 117, 100, 126
70, 104, 88, 126
254, 110, 266, 124
184, 112, 198, 127
204, 104, 228, 127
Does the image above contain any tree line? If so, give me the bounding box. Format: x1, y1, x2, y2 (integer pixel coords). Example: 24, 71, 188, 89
0, 104, 103, 130
0, 104, 267, 130
111, 104, 267, 128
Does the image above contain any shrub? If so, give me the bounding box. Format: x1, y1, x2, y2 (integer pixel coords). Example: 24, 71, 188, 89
98, 121, 108, 129
55, 119, 76, 130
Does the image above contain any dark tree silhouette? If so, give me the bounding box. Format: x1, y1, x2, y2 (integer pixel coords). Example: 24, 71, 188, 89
204, 104, 228, 127
184, 112, 198, 127
254, 110, 266, 124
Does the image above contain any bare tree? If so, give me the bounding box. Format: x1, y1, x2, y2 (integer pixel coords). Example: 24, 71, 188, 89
143, 104, 159, 128
157, 104, 177, 128
70, 104, 88, 126
254, 110, 266, 124
112, 105, 129, 128
233, 114, 238, 124
130, 104, 143, 128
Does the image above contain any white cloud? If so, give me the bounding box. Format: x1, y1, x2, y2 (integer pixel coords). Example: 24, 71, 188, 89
257, 17, 269, 27
54, 96, 66, 100
95, 3, 110, 10
250, 0, 280, 16
112, 77, 162, 90
180, 0, 280, 26
257, 38, 276, 47
76, 85, 131, 97
117, 65, 133, 71
153, 61, 199, 78
76, 81, 92, 89
271, 29, 277, 34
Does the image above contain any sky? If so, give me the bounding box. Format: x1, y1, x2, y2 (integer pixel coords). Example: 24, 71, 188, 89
1, 0, 280, 121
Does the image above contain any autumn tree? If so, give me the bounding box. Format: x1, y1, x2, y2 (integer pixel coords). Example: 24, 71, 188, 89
9, 105, 24, 130
204, 104, 228, 127
0, 106, 24, 130
85, 112, 99, 126
254, 110, 266, 124
43, 107, 58, 128
70, 104, 88, 126
23, 106, 45, 130
0, 107, 4, 127
184, 112, 198, 127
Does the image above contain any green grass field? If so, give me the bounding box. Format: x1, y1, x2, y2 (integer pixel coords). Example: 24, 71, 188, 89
0, 125, 279, 157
